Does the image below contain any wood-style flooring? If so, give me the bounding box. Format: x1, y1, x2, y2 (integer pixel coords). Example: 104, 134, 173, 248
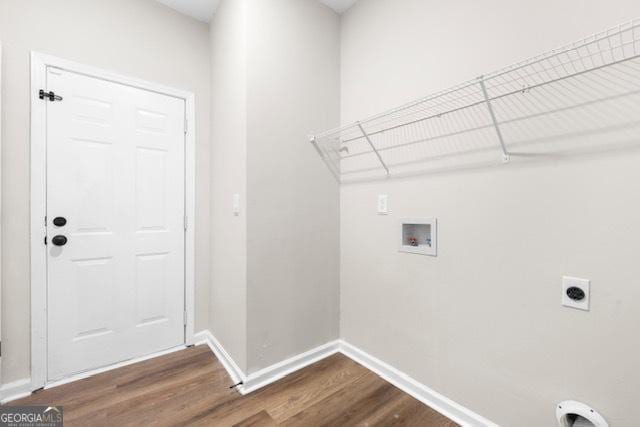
9, 345, 458, 426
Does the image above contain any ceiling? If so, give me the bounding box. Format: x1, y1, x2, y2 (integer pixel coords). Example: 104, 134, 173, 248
155, 0, 358, 23
318, 0, 359, 13
155, 0, 220, 22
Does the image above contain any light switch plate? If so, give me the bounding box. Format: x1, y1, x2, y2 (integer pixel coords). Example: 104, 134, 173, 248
377, 194, 389, 215
562, 276, 590, 311
233, 193, 240, 216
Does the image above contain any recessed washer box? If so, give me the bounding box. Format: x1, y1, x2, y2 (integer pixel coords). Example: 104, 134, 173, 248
400, 218, 437, 256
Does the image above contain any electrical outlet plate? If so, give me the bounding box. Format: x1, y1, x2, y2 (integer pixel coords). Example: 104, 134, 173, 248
377, 195, 389, 215
562, 276, 590, 311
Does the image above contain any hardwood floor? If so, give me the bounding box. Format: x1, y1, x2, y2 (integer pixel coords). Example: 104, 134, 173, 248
8, 345, 458, 426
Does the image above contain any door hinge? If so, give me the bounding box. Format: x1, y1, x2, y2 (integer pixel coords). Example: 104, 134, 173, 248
39, 90, 63, 102
184, 215, 188, 231
184, 118, 188, 135
183, 311, 188, 326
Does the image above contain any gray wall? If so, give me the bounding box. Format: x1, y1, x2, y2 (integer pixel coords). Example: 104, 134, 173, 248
208, 0, 341, 374
339, 0, 640, 426
209, 0, 248, 371
245, 0, 340, 373
0, 0, 211, 383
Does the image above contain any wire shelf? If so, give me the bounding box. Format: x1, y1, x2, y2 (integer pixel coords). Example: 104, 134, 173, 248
311, 19, 640, 182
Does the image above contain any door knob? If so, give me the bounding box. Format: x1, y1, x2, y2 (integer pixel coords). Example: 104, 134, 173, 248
53, 217, 67, 227
52, 235, 68, 246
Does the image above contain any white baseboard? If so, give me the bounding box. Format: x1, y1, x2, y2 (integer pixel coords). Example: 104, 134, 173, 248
338, 340, 498, 427
194, 330, 246, 386
193, 330, 340, 395
3, 330, 496, 426
194, 330, 495, 427
0, 378, 33, 404
240, 340, 340, 395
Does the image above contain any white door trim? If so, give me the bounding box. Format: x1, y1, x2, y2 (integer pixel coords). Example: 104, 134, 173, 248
30, 52, 196, 390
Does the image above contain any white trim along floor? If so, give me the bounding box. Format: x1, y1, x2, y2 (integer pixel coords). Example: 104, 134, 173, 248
194, 330, 497, 427
2, 331, 497, 427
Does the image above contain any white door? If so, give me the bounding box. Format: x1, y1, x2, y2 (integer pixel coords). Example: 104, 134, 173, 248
45, 67, 186, 381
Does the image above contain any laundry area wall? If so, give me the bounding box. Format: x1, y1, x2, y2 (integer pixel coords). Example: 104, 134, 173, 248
338, 0, 640, 425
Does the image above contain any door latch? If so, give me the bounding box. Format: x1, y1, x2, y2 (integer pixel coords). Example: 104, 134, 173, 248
39, 90, 63, 102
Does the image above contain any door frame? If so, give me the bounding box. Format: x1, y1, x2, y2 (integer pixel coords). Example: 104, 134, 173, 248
30, 52, 196, 390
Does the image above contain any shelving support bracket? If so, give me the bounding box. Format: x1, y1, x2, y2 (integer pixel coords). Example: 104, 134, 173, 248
357, 122, 390, 176
478, 76, 510, 163
309, 136, 341, 182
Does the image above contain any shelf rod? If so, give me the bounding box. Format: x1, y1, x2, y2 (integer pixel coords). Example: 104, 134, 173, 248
478, 76, 510, 163
357, 121, 390, 176
309, 136, 341, 182
487, 24, 640, 82
337, 51, 640, 146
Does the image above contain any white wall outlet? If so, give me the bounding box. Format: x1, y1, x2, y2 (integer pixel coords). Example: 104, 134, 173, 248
377, 194, 389, 215
233, 193, 240, 216
562, 276, 590, 311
